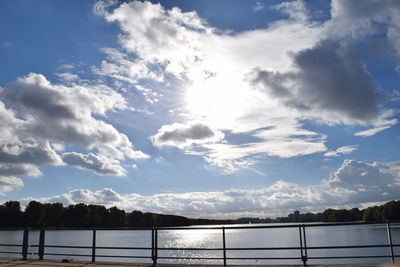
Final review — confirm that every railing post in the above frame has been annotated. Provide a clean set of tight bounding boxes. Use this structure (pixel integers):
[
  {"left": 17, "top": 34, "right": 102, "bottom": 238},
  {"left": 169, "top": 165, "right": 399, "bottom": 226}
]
[
  {"left": 298, "top": 225, "right": 304, "bottom": 265},
  {"left": 22, "top": 229, "right": 29, "bottom": 260},
  {"left": 92, "top": 229, "right": 96, "bottom": 262},
  {"left": 151, "top": 228, "right": 154, "bottom": 265},
  {"left": 302, "top": 225, "right": 308, "bottom": 266},
  {"left": 152, "top": 227, "right": 158, "bottom": 266},
  {"left": 222, "top": 227, "right": 227, "bottom": 267},
  {"left": 155, "top": 228, "right": 158, "bottom": 264},
  {"left": 386, "top": 221, "right": 395, "bottom": 263},
  {"left": 298, "top": 224, "right": 307, "bottom": 266},
  {"left": 38, "top": 229, "right": 45, "bottom": 260}
]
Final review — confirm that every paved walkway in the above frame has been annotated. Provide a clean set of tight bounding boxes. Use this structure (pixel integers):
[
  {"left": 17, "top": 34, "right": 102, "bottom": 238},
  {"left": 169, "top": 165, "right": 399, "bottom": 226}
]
[{"left": 0, "top": 258, "right": 398, "bottom": 267}]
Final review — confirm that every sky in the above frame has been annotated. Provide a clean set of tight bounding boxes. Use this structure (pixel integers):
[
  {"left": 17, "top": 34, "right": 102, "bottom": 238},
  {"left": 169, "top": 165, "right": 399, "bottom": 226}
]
[{"left": 0, "top": 0, "right": 399, "bottom": 219}]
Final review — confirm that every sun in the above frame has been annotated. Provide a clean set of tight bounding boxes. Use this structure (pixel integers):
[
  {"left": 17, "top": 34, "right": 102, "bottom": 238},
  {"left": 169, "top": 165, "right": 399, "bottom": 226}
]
[{"left": 185, "top": 76, "right": 247, "bottom": 128}]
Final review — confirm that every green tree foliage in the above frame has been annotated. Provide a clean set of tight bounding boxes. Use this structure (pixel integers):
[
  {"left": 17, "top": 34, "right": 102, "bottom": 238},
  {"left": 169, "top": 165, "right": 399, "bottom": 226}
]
[
  {"left": 24, "top": 201, "right": 45, "bottom": 227},
  {"left": 88, "top": 205, "right": 108, "bottom": 227},
  {"left": 381, "top": 200, "right": 400, "bottom": 220},
  {"left": 107, "top": 206, "right": 126, "bottom": 227},
  {"left": 363, "top": 200, "right": 400, "bottom": 221},
  {"left": 0, "top": 201, "right": 23, "bottom": 227},
  {"left": 42, "top": 203, "right": 65, "bottom": 227},
  {"left": 322, "top": 208, "right": 362, "bottom": 222}
]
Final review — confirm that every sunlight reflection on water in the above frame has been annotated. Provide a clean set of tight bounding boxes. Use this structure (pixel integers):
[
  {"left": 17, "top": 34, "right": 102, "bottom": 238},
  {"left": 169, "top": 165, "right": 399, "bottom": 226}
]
[{"left": 158, "top": 229, "right": 222, "bottom": 264}]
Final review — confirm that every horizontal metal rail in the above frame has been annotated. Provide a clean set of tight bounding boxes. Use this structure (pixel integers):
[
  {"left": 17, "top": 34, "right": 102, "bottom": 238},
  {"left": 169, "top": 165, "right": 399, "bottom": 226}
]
[
  {"left": 0, "top": 221, "right": 398, "bottom": 266},
  {"left": 308, "top": 255, "right": 400, "bottom": 259},
  {"left": 157, "top": 247, "right": 222, "bottom": 251},
  {"left": 92, "top": 246, "right": 152, "bottom": 250},
  {"left": 307, "top": 244, "right": 400, "bottom": 249},
  {"left": 31, "top": 245, "right": 91, "bottom": 249},
  {"left": 0, "top": 251, "right": 21, "bottom": 255},
  {"left": 226, "top": 257, "right": 301, "bottom": 260},
  {"left": 95, "top": 255, "right": 152, "bottom": 259},
  {"left": 35, "top": 252, "right": 91, "bottom": 257},
  {"left": 157, "top": 256, "right": 224, "bottom": 260}
]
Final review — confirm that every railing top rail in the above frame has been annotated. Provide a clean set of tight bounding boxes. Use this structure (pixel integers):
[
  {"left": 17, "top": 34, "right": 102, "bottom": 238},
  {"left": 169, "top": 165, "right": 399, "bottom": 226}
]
[{"left": 0, "top": 220, "right": 398, "bottom": 231}]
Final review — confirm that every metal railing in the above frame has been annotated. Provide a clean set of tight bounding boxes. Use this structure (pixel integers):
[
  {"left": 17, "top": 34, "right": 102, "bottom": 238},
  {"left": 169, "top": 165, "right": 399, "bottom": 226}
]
[{"left": 0, "top": 221, "right": 398, "bottom": 266}]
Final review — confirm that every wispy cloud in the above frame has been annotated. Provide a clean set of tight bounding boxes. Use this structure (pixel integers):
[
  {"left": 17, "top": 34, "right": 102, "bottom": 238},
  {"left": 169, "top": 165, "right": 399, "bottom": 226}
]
[
  {"left": 253, "top": 0, "right": 264, "bottom": 12},
  {"left": 324, "top": 145, "right": 358, "bottom": 157},
  {"left": 355, "top": 125, "right": 392, "bottom": 137},
  {"left": 355, "top": 119, "right": 397, "bottom": 137}
]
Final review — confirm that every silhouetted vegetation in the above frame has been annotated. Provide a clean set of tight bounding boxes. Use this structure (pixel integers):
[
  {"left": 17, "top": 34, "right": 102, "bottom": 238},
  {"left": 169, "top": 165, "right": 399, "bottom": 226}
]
[
  {"left": 362, "top": 200, "right": 400, "bottom": 221},
  {"left": 0, "top": 200, "right": 399, "bottom": 227}
]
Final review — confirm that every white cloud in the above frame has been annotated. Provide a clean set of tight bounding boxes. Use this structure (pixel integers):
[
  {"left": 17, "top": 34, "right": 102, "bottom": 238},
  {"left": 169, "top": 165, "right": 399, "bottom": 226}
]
[
  {"left": 329, "top": 0, "right": 400, "bottom": 60},
  {"left": 275, "top": 0, "right": 308, "bottom": 22},
  {"left": 253, "top": 0, "right": 264, "bottom": 12},
  {"left": 21, "top": 159, "right": 400, "bottom": 218},
  {"left": 62, "top": 152, "right": 126, "bottom": 176},
  {"left": 152, "top": 123, "right": 224, "bottom": 148},
  {"left": 0, "top": 176, "right": 23, "bottom": 196},
  {"left": 189, "top": 125, "right": 326, "bottom": 173},
  {"left": 324, "top": 145, "right": 358, "bottom": 157},
  {"left": 0, "top": 73, "right": 148, "bottom": 192},
  {"left": 252, "top": 39, "right": 385, "bottom": 124},
  {"left": 154, "top": 122, "right": 326, "bottom": 173},
  {"left": 355, "top": 126, "right": 391, "bottom": 137},
  {"left": 56, "top": 72, "right": 80, "bottom": 83},
  {"left": 354, "top": 118, "right": 397, "bottom": 137}
]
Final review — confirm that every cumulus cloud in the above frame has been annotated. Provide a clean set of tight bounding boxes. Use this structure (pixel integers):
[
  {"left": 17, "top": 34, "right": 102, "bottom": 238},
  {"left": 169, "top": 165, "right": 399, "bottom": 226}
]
[
  {"left": 326, "top": 159, "right": 400, "bottom": 204},
  {"left": 152, "top": 123, "right": 224, "bottom": 148},
  {"left": 329, "top": 0, "right": 400, "bottom": 61},
  {"left": 252, "top": 40, "right": 384, "bottom": 123},
  {"left": 21, "top": 159, "right": 400, "bottom": 218},
  {"left": 62, "top": 152, "right": 126, "bottom": 176},
  {"left": 324, "top": 145, "right": 358, "bottom": 157},
  {"left": 0, "top": 73, "right": 148, "bottom": 193},
  {"left": 102, "top": 0, "right": 211, "bottom": 79}
]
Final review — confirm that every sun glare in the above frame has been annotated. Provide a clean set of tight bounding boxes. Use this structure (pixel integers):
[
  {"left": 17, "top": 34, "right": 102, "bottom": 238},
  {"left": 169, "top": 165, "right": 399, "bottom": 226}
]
[{"left": 185, "top": 77, "right": 247, "bottom": 127}]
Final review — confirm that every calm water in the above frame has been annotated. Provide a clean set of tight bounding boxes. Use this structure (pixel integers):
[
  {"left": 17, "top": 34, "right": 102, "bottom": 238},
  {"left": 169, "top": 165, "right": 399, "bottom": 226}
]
[{"left": 0, "top": 223, "right": 399, "bottom": 265}]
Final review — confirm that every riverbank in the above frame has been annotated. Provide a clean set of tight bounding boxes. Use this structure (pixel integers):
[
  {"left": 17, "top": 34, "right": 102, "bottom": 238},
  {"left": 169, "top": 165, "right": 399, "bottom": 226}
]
[{"left": 0, "top": 258, "right": 396, "bottom": 267}]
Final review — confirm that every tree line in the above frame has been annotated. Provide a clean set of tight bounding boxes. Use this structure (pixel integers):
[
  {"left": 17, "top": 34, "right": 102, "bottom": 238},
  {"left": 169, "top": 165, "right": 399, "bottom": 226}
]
[
  {"left": 276, "top": 200, "right": 400, "bottom": 223},
  {"left": 0, "top": 201, "right": 232, "bottom": 228},
  {"left": 0, "top": 200, "right": 399, "bottom": 228},
  {"left": 0, "top": 201, "right": 188, "bottom": 227}
]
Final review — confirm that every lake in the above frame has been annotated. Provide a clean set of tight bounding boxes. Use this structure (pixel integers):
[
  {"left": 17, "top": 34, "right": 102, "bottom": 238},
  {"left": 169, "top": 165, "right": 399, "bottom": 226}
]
[{"left": 0, "top": 223, "right": 399, "bottom": 265}]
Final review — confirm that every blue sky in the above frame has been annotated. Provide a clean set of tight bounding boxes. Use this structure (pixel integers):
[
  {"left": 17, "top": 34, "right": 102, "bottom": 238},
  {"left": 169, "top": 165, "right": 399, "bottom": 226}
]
[{"left": 0, "top": 0, "right": 399, "bottom": 219}]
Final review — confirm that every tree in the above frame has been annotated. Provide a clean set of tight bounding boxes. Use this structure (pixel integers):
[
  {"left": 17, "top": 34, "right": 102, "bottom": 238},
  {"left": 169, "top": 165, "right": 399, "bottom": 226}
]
[
  {"left": 24, "top": 201, "right": 45, "bottom": 227},
  {"left": 380, "top": 200, "right": 400, "bottom": 220},
  {"left": 1, "top": 201, "right": 23, "bottom": 227},
  {"left": 88, "top": 205, "right": 108, "bottom": 227},
  {"left": 43, "top": 203, "right": 65, "bottom": 227},
  {"left": 64, "top": 203, "right": 91, "bottom": 227},
  {"left": 107, "top": 206, "right": 126, "bottom": 227}
]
